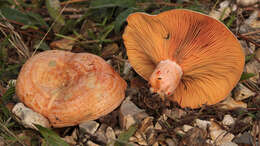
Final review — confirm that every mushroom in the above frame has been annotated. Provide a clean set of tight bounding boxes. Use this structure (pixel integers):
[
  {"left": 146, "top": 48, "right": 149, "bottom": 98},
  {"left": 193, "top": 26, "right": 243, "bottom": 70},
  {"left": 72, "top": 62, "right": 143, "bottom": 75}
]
[
  {"left": 123, "top": 9, "right": 245, "bottom": 108},
  {"left": 16, "top": 50, "right": 127, "bottom": 127}
]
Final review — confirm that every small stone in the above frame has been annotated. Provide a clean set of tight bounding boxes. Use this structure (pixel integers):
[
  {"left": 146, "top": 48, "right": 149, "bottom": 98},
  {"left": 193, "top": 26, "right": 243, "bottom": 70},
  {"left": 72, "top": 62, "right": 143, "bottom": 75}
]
[
  {"left": 217, "top": 96, "right": 247, "bottom": 110},
  {"left": 222, "top": 115, "right": 235, "bottom": 126},
  {"left": 94, "top": 124, "right": 108, "bottom": 144},
  {"left": 119, "top": 97, "right": 148, "bottom": 129},
  {"left": 12, "top": 103, "right": 50, "bottom": 130},
  {"left": 245, "top": 59, "right": 260, "bottom": 83},
  {"left": 106, "top": 127, "right": 116, "bottom": 146},
  {"left": 209, "top": 120, "right": 234, "bottom": 145},
  {"left": 123, "top": 115, "right": 136, "bottom": 130},
  {"left": 79, "top": 120, "right": 99, "bottom": 135},
  {"left": 233, "top": 132, "right": 253, "bottom": 145},
  {"left": 234, "top": 83, "right": 255, "bottom": 101},
  {"left": 166, "top": 138, "right": 177, "bottom": 146},
  {"left": 180, "top": 127, "right": 208, "bottom": 146},
  {"left": 237, "top": 0, "right": 258, "bottom": 6},
  {"left": 63, "top": 135, "right": 76, "bottom": 145},
  {"left": 220, "top": 141, "right": 238, "bottom": 146},
  {"left": 154, "top": 122, "right": 162, "bottom": 130},
  {"left": 194, "top": 119, "right": 211, "bottom": 130},
  {"left": 163, "top": 108, "right": 187, "bottom": 120},
  {"left": 182, "top": 125, "right": 193, "bottom": 132},
  {"left": 87, "top": 141, "right": 100, "bottom": 146},
  {"left": 174, "top": 127, "right": 185, "bottom": 136}
]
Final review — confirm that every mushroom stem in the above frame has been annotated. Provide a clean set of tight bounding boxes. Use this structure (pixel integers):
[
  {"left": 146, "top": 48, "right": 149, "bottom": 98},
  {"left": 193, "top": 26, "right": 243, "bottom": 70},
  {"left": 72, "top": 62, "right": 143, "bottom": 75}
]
[{"left": 149, "top": 60, "right": 182, "bottom": 99}]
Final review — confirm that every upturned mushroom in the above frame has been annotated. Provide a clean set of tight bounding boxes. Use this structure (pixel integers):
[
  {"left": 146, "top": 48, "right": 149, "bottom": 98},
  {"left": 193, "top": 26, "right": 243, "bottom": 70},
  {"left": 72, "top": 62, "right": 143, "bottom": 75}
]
[
  {"left": 16, "top": 50, "right": 126, "bottom": 127},
  {"left": 123, "top": 9, "right": 245, "bottom": 108}
]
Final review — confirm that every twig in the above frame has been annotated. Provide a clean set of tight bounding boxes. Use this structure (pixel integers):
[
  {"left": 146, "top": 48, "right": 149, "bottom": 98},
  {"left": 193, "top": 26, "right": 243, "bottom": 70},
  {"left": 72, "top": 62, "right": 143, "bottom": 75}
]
[
  {"left": 112, "top": 55, "right": 127, "bottom": 62},
  {"left": 0, "top": 122, "right": 26, "bottom": 146},
  {"left": 241, "top": 30, "right": 260, "bottom": 36},
  {"left": 33, "top": 1, "right": 70, "bottom": 56},
  {"left": 60, "top": 0, "right": 88, "bottom": 6},
  {"left": 238, "top": 34, "right": 260, "bottom": 47},
  {"left": 137, "top": 2, "right": 181, "bottom": 7},
  {"left": 0, "top": 15, "right": 30, "bottom": 59}
]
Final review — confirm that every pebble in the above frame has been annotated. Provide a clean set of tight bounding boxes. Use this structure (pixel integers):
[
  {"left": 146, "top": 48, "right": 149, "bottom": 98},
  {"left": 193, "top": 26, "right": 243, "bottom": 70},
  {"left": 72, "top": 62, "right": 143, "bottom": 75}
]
[
  {"left": 12, "top": 103, "right": 50, "bottom": 130},
  {"left": 222, "top": 115, "right": 235, "bottom": 126},
  {"left": 79, "top": 120, "right": 99, "bottom": 135},
  {"left": 119, "top": 97, "right": 148, "bottom": 129}
]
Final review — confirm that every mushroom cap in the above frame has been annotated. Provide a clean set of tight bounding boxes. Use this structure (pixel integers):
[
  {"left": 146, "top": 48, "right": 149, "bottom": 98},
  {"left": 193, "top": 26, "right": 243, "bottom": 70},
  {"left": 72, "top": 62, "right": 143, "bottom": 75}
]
[
  {"left": 16, "top": 50, "right": 126, "bottom": 127},
  {"left": 123, "top": 9, "right": 245, "bottom": 108}
]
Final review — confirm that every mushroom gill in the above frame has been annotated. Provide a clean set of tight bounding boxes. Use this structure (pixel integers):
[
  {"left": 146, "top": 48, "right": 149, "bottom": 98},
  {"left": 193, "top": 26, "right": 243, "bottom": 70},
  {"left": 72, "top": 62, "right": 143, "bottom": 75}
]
[
  {"left": 123, "top": 9, "right": 245, "bottom": 108},
  {"left": 16, "top": 50, "right": 127, "bottom": 127}
]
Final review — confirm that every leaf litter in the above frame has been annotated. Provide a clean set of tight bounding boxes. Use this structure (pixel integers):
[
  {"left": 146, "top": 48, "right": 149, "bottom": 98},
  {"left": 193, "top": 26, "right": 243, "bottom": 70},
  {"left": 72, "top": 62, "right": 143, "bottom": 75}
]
[{"left": 0, "top": 0, "right": 259, "bottom": 145}]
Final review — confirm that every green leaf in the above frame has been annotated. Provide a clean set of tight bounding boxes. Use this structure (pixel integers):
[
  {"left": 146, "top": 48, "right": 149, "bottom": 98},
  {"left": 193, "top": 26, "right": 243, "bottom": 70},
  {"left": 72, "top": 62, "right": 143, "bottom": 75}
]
[
  {"left": 226, "top": 14, "right": 236, "bottom": 28},
  {"left": 90, "top": 0, "right": 136, "bottom": 9},
  {"left": 245, "top": 54, "right": 254, "bottom": 63},
  {"left": 26, "top": 12, "right": 49, "bottom": 28},
  {"left": 0, "top": 7, "right": 31, "bottom": 25},
  {"left": 34, "top": 41, "right": 50, "bottom": 51},
  {"left": 114, "top": 7, "right": 138, "bottom": 33},
  {"left": 0, "top": 103, "right": 11, "bottom": 120},
  {"left": 45, "top": 0, "right": 65, "bottom": 25},
  {"left": 35, "top": 125, "right": 69, "bottom": 146},
  {"left": 101, "top": 24, "right": 114, "bottom": 41},
  {"left": 2, "top": 86, "right": 15, "bottom": 104},
  {"left": 115, "top": 125, "right": 137, "bottom": 146},
  {"left": 0, "top": 7, "right": 48, "bottom": 28},
  {"left": 240, "top": 72, "right": 256, "bottom": 81}
]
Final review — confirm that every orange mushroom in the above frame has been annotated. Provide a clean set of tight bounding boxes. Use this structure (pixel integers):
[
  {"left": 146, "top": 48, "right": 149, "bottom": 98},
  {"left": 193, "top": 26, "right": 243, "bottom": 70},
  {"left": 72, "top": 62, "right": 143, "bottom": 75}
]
[
  {"left": 16, "top": 50, "right": 126, "bottom": 127},
  {"left": 123, "top": 9, "right": 245, "bottom": 108}
]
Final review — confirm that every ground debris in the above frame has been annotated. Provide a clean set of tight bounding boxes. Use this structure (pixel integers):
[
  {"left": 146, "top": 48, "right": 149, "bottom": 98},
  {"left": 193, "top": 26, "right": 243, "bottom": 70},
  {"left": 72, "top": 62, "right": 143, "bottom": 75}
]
[
  {"left": 209, "top": 0, "right": 236, "bottom": 21},
  {"left": 179, "top": 127, "right": 209, "bottom": 146},
  {"left": 216, "top": 96, "right": 247, "bottom": 110},
  {"left": 79, "top": 120, "right": 99, "bottom": 135},
  {"left": 119, "top": 97, "right": 148, "bottom": 129},
  {"left": 106, "top": 126, "right": 116, "bottom": 146},
  {"left": 237, "top": 0, "right": 259, "bottom": 7},
  {"left": 222, "top": 115, "right": 235, "bottom": 127},
  {"left": 209, "top": 119, "right": 235, "bottom": 145},
  {"left": 233, "top": 132, "right": 254, "bottom": 145},
  {"left": 234, "top": 83, "right": 256, "bottom": 101},
  {"left": 86, "top": 140, "right": 100, "bottom": 146},
  {"left": 12, "top": 103, "right": 50, "bottom": 130}
]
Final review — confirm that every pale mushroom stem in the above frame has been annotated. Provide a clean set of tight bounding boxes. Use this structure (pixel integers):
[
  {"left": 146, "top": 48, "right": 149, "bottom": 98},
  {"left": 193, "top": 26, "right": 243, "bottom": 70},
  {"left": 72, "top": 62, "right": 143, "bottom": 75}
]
[{"left": 149, "top": 60, "right": 183, "bottom": 99}]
